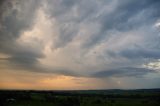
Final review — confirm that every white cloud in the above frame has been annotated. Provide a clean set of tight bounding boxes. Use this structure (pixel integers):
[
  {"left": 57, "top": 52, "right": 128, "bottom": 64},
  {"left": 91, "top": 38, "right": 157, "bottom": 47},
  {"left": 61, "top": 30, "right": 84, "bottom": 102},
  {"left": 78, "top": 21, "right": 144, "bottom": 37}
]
[{"left": 143, "top": 59, "right": 160, "bottom": 71}]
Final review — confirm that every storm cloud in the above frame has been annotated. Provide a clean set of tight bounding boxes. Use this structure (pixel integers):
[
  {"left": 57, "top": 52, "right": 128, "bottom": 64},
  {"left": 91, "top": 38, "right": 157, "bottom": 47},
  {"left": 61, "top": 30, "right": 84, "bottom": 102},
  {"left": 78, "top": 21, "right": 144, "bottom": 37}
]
[
  {"left": 92, "top": 67, "right": 155, "bottom": 78},
  {"left": 0, "top": 0, "right": 160, "bottom": 88}
]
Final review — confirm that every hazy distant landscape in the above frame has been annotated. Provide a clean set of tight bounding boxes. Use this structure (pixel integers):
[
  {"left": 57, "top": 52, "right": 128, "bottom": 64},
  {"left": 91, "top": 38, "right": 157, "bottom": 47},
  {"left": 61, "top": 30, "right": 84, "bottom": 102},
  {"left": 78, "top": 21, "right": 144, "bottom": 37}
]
[{"left": 0, "top": 89, "right": 160, "bottom": 106}]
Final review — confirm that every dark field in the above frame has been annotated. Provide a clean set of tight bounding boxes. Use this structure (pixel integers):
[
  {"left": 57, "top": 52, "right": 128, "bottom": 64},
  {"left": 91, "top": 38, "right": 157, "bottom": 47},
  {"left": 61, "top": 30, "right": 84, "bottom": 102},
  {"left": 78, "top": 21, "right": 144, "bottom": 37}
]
[{"left": 0, "top": 89, "right": 160, "bottom": 106}]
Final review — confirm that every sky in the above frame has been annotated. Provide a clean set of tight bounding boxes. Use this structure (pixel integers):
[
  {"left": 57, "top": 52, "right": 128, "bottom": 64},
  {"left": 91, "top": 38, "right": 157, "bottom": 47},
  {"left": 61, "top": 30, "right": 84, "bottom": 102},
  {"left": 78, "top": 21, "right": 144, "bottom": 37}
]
[{"left": 0, "top": 0, "right": 160, "bottom": 90}]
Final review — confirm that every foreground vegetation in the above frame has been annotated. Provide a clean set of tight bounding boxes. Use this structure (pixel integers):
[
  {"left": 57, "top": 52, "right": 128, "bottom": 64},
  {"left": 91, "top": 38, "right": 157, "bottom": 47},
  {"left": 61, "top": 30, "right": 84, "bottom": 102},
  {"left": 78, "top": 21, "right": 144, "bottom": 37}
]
[{"left": 0, "top": 89, "right": 160, "bottom": 106}]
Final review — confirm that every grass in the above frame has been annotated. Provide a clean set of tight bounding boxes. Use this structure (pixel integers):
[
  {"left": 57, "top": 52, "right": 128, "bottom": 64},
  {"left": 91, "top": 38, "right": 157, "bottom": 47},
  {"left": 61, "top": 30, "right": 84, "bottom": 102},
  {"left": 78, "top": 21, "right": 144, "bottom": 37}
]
[{"left": 0, "top": 89, "right": 160, "bottom": 106}]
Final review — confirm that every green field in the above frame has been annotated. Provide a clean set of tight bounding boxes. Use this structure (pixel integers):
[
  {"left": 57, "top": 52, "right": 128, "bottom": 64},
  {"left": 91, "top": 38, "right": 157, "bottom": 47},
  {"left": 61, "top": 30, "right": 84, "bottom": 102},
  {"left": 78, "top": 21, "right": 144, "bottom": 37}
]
[{"left": 0, "top": 89, "right": 160, "bottom": 106}]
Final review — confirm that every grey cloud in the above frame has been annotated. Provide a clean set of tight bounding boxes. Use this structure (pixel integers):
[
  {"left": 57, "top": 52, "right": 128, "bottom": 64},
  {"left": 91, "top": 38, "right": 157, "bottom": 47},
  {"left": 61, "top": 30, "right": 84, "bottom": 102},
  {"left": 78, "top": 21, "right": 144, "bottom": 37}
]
[
  {"left": 0, "top": 0, "right": 160, "bottom": 79},
  {"left": 45, "top": 0, "right": 79, "bottom": 18},
  {"left": 44, "top": 0, "right": 103, "bottom": 48},
  {"left": 83, "top": 0, "right": 160, "bottom": 48},
  {"left": 8, "top": 49, "right": 44, "bottom": 67},
  {"left": 0, "top": 0, "right": 41, "bottom": 42},
  {"left": 44, "top": 0, "right": 160, "bottom": 50},
  {"left": 119, "top": 48, "right": 160, "bottom": 59},
  {"left": 28, "top": 0, "right": 160, "bottom": 77},
  {"left": 92, "top": 67, "right": 155, "bottom": 78},
  {"left": 0, "top": 0, "right": 43, "bottom": 67}
]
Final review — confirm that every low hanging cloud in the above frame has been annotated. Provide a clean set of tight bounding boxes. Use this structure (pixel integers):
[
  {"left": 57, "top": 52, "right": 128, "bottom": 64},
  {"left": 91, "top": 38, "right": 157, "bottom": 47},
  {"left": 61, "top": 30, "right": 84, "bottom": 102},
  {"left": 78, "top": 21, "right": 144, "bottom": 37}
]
[
  {"left": 92, "top": 67, "right": 155, "bottom": 78},
  {"left": 0, "top": 0, "right": 160, "bottom": 79}
]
